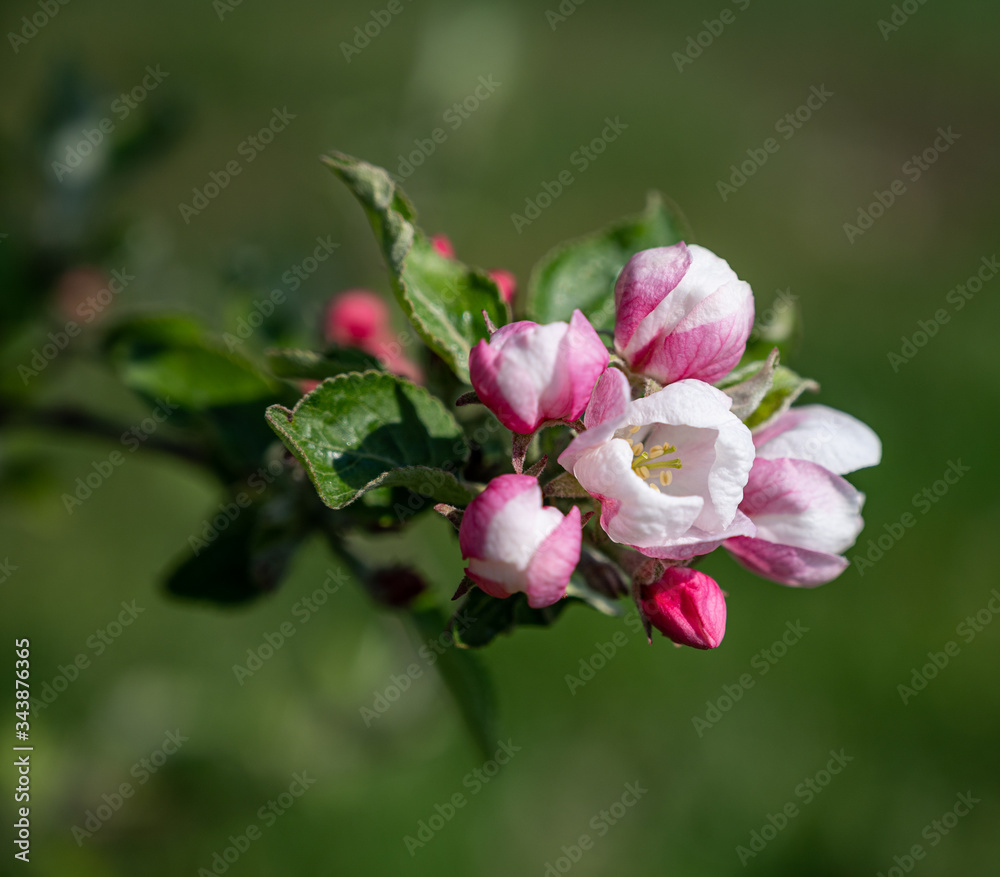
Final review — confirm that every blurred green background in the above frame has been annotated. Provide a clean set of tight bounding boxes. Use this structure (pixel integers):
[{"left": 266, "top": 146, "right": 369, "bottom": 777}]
[{"left": 2, "top": 0, "right": 999, "bottom": 874}]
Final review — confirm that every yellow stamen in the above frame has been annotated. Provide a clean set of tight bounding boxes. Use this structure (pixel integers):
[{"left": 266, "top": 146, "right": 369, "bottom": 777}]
[
  {"left": 628, "top": 425, "right": 641, "bottom": 434},
  {"left": 631, "top": 442, "right": 644, "bottom": 456},
  {"left": 659, "top": 470, "right": 673, "bottom": 487},
  {"left": 638, "top": 466, "right": 650, "bottom": 479},
  {"left": 647, "top": 444, "right": 664, "bottom": 458}
]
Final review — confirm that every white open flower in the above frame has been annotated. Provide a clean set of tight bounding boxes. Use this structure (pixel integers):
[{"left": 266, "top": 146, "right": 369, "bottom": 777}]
[{"left": 558, "top": 367, "right": 756, "bottom": 559}]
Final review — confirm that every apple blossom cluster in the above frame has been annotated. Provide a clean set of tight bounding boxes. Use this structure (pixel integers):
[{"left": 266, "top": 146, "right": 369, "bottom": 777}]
[{"left": 453, "top": 241, "right": 881, "bottom": 650}]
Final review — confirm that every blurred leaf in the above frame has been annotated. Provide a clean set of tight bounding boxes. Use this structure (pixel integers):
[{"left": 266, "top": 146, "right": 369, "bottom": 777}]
[
  {"left": 322, "top": 152, "right": 508, "bottom": 383},
  {"left": 566, "top": 574, "right": 622, "bottom": 617},
  {"left": 165, "top": 491, "right": 308, "bottom": 605},
  {"left": 745, "top": 366, "right": 820, "bottom": 430},
  {"left": 104, "top": 315, "right": 277, "bottom": 409},
  {"left": 411, "top": 608, "right": 498, "bottom": 759},
  {"left": 265, "top": 345, "right": 381, "bottom": 380},
  {"left": 265, "top": 371, "right": 472, "bottom": 510},
  {"left": 452, "top": 589, "right": 573, "bottom": 649},
  {"left": 526, "top": 192, "right": 690, "bottom": 331},
  {"left": 741, "top": 288, "right": 803, "bottom": 366}
]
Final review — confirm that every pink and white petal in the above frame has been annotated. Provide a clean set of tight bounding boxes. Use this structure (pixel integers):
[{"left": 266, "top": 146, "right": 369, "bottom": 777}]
[
  {"left": 465, "top": 562, "right": 517, "bottom": 599},
  {"left": 621, "top": 244, "right": 738, "bottom": 364},
  {"left": 742, "top": 458, "right": 864, "bottom": 555},
  {"left": 524, "top": 505, "right": 582, "bottom": 607},
  {"left": 753, "top": 405, "right": 882, "bottom": 475},
  {"left": 573, "top": 440, "right": 703, "bottom": 547},
  {"left": 459, "top": 474, "right": 539, "bottom": 559},
  {"left": 725, "top": 536, "right": 849, "bottom": 588},
  {"left": 639, "top": 509, "right": 756, "bottom": 560},
  {"left": 561, "top": 310, "right": 611, "bottom": 421},
  {"left": 614, "top": 243, "right": 692, "bottom": 353},
  {"left": 583, "top": 366, "right": 631, "bottom": 429},
  {"left": 633, "top": 284, "right": 753, "bottom": 383},
  {"left": 469, "top": 340, "right": 535, "bottom": 433}
]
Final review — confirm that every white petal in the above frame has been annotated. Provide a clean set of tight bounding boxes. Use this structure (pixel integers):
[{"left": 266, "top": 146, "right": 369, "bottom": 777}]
[
  {"left": 754, "top": 404, "right": 881, "bottom": 475},
  {"left": 572, "top": 439, "right": 703, "bottom": 547}
]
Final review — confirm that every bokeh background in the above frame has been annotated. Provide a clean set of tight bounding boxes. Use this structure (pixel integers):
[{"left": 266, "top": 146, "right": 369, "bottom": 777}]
[{"left": 2, "top": 0, "right": 999, "bottom": 874}]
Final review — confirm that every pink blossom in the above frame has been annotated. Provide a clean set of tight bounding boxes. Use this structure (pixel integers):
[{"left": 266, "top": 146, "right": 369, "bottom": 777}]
[
  {"left": 614, "top": 242, "right": 754, "bottom": 385},
  {"left": 558, "top": 367, "right": 755, "bottom": 559},
  {"left": 431, "top": 234, "right": 456, "bottom": 259},
  {"left": 324, "top": 290, "right": 423, "bottom": 383},
  {"left": 459, "top": 474, "right": 581, "bottom": 608},
  {"left": 725, "top": 405, "right": 881, "bottom": 586},
  {"left": 639, "top": 567, "right": 727, "bottom": 649},
  {"left": 469, "top": 310, "right": 608, "bottom": 434}
]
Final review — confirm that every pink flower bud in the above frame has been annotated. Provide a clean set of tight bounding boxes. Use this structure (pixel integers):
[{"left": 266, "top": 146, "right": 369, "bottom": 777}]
[
  {"left": 488, "top": 268, "right": 517, "bottom": 304},
  {"left": 325, "top": 289, "right": 390, "bottom": 346},
  {"left": 459, "top": 474, "right": 582, "bottom": 608},
  {"left": 431, "top": 234, "right": 456, "bottom": 259},
  {"left": 614, "top": 242, "right": 754, "bottom": 385},
  {"left": 639, "top": 567, "right": 727, "bottom": 649},
  {"left": 469, "top": 310, "right": 609, "bottom": 434}
]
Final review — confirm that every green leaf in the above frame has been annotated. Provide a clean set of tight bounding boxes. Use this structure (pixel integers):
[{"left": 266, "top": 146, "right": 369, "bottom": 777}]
[
  {"left": 266, "top": 345, "right": 382, "bottom": 381},
  {"left": 452, "top": 589, "right": 573, "bottom": 649},
  {"left": 411, "top": 608, "right": 498, "bottom": 760},
  {"left": 104, "top": 316, "right": 277, "bottom": 409},
  {"left": 720, "top": 347, "right": 780, "bottom": 421},
  {"left": 744, "top": 366, "right": 820, "bottom": 430},
  {"left": 526, "top": 192, "right": 691, "bottom": 331},
  {"left": 322, "top": 152, "right": 508, "bottom": 383},
  {"left": 265, "top": 371, "right": 472, "bottom": 510}
]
